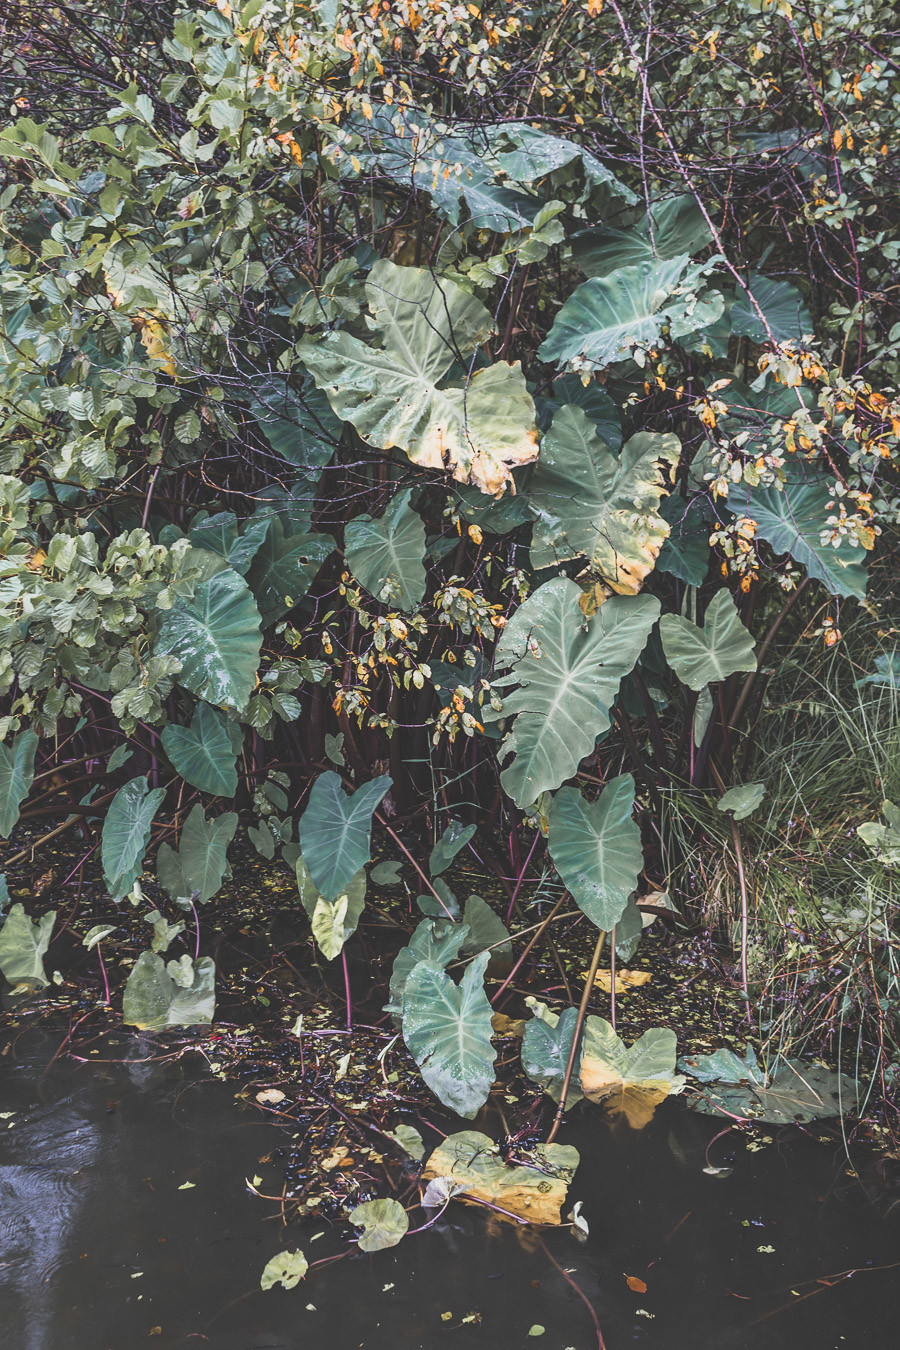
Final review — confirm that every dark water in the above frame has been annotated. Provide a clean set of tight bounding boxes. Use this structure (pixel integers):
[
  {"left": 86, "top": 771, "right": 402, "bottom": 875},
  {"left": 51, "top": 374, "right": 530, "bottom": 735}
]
[{"left": 1, "top": 1033, "right": 898, "bottom": 1350}]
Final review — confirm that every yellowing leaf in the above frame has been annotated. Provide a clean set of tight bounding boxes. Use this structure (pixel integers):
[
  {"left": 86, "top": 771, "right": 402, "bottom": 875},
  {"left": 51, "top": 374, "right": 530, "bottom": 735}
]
[{"left": 583, "top": 968, "right": 651, "bottom": 994}]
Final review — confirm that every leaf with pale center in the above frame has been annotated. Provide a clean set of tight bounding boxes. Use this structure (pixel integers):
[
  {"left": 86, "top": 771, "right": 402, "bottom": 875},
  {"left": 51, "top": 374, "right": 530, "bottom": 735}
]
[
  {"left": 401, "top": 951, "right": 496, "bottom": 1118},
  {"left": 548, "top": 775, "right": 642, "bottom": 931},
  {"left": 422, "top": 1129, "right": 580, "bottom": 1226},
  {"left": 298, "top": 771, "right": 391, "bottom": 901},
  {"left": 299, "top": 260, "right": 538, "bottom": 496},
  {"left": 122, "top": 951, "right": 216, "bottom": 1030},
  {"left": 344, "top": 487, "right": 426, "bottom": 610},
  {"left": 296, "top": 855, "right": 366, "bottom": 960},
  {"left": 487, "top": 578, "right": 659, "bottom": 806},
  {"left": 156, "top": 567, "right": 262, "bottom": 712},
  {"left": 580, "top": 1017, "right": 684, "bottom": 1126},
  {"left": 0, "top": 904, "right": 55, "bottom": 988},
  {"left": 529, "top": 407, "right": 680, "bottom": 593}
]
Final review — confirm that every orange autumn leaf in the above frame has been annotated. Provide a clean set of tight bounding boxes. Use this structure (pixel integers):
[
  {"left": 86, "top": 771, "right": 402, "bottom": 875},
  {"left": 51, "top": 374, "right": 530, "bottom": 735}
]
[{"left": 626, "top": 1275, "right": 648, "bottom": 1294}]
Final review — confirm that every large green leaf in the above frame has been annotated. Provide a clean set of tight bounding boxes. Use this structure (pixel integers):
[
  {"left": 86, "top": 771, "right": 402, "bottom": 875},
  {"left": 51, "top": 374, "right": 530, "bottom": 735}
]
[
  {"left": 429, "top": 818, "right": 477, "bottom": 876},
  {"left": 385, "top": 916, "right": 470, "bottom": 1015},
  {"left": 573, "top": 195, "right": 713, "bottom": 277},
  {"left": 299, "top": 260, "right": 538, "bottom": 496},
  {"left": 188, "top": 512, "right": 270, "bottom": 576},
  {"left": 528, "top": 406, "right": 680, "bottom": 592},
  {"left": 488, "top": 579, "right": 660, "bottom": 806},
  {"left": 659, "top": 589, "right": 757, "bottom": 691},
  {"left": 344, "top": 487, "right": 426, "bottom": 610},
  {"left": 521, "top": 999, "right": 583, "bottom": 1108},
  {"left": 250, "top": 375, "right": 341, "bottom": 470},
  {"left": 541, "top": 372, "right": 622, "bottom": 449},
  {"left": 122, "top": 951, "right": 216, "bottom": 1030},
  {"left": 160, "top": 702, "right": 241, "bottom": 797},
  {"left": 296, "top": 855, "right": 366, "bottom": 960},
  {"left": 298, "top": 770, "right": 391, "bottom": 901},
  {"left": 548, "top": 775, "right": 643, "bottom": 931},
  {"left": 731, "top": 272, "right": 812, "bottom": 344},
  {"left": 0, "top": 728, "right": 38, "bottom": 838},
  {"left": 538, "top": 256, "right": 706, "bottom": 370},
  {"left": 0, "top": 903, "right": 55, "bottom": 988},
  {"left": 459, "top": 894, "right": 512, "bottom": 961},
  {"left": 246, "top": 522, "right": 334, "bottom": 626},
  {"left": 742, "top": 477, "right": 868, "bottom": 600},
  {"left": 401, "top": 951, "right": 496, "bottom": 1117},
  {"left": 655, "top": 494, "right": 710, "bottom": 586},
  {"left": 156, "top": 804, "right": 238, "bottom": 904},
  {"left": 156, "top": 567, "right": 262, "bottom": 711},
  {"left": 102, "top": 775, "right": 166, "bottom": 900},
  {"left": 489, "top": 123, "right": 636, "bottom": 207}
]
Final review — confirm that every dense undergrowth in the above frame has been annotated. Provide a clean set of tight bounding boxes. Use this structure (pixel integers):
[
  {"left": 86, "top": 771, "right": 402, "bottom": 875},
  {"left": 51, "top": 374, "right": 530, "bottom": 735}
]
[{"left": 1, "top": 0, "right": 900, "bottom": 1206}]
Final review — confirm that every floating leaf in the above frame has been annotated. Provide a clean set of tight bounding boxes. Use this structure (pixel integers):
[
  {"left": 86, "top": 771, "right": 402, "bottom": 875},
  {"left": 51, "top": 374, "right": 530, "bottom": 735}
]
[
  {"left": 422, "top": 1130, "right": 580, "bottom": 1226},
  {"left": 580, "top": 1018, "right": 684, "bottom": 1126},
  {"left": 296, "top": 855, "right": 366, "bottom": 960},
  {"left": 387, "top": 1124, "right": 425, "bottom": 1161},
  {"left": 156, "top": 805, "right": 238, "bottom": 904},
  {"left": 548, "top": 775, "right": 642, "bottom": 932},
  {"left": 156, "top": 567, "right": 262, "bottom": 712},
  {"left": 521, "top": 999, "right": 583, "bottom": 1109},
  {"left": 349, "top": 1197, "right": 409, "bottom": 1252},
  {"left": 370, "top": 860, "right": 403, "bottom": 885},
  {"left": 717, "top": 782, "right": 766, "bottom": 821},
  {"left": 857, "top": 800, "right": 900, "bottom": 864},
  {"left": 681, "top": 1049, "right": 858, "bottom": 1124},
  {"left": 298, "top": 771, "right": 391, "bottom": 901},
  {"left": 429, "top": 818, "right": 477, "bottom": 876},
  {"left": 401, "top": 952, "right": 496, "bottom": 1118},
  {"left": 587, "top": 968, "right": 652, "bottom": 994},
  {"left": 299, "top": 261, "right": 538, "bottom": 496},
  {"left": 660, "top": 589, "right": 757, "bottom": 691},
  {"left": 487, "top": 578, "right": 659, "bottom": 806},
  {"left": 102, "top": 775, "right": 166, "bottom": 900},
  {"left": 345, "top": 487, "right": 427, "bottom": 611},
  {"left": 161, "top": 702, "right": 241, "bottom": 798},
  {"left": 528, "top": 406, "right": 680, "bottom": 593},
  {"left": 122, "top": 951, "right": 216, "bottom": 1030},
  {"left": 260, "top": 1249, "right": 308, "bottom": 1291},
  {"left": 0, "top": 903, "right": 55, "bottom": 988},
  {"left": 0, "top": 728, "right": 38, "bottom": 838},
  {"left": 82, "top": 924, "right": 115, "bottom": 951}
]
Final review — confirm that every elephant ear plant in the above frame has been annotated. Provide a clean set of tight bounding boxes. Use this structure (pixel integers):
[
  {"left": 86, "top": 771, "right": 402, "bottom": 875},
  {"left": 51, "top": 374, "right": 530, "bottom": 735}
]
[{"left": 0, "top": 0, "right": 896, "bottom": 1186}]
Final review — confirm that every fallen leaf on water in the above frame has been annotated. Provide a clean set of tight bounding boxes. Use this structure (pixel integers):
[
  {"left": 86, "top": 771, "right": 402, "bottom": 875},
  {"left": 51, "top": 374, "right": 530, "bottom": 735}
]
[
  {"left": 422, "top": 1130, "right": 579, "bottom": 1226},
  {"left": 320, "top": 1146, "right": 349, "bottom": 1171},
  {"left": 579, "top": 1017, "right": 684, "bottom": 1129},
  {"left": 177, "top": 1181, "right": 195, "bottom": 1190},
  {"left": 582, "top": 968, "right": 651, "bottom": 994},
  {"left": 491, "top": 1012, "right": 526, "bottom": 1037},
  {"left": 626, "top": 1275, "right": 648, "bottom": 1293},
  {"left": 256, "top": 1088, "right": 287, "bottom": 1105}
]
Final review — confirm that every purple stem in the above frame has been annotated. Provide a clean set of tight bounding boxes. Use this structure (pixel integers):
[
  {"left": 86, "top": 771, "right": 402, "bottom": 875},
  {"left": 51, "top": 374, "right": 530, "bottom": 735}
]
[
  {"left": 505, "top": 831, "right": 540, "bottom": 924},
  {"left": 190, "top": 900, "right": 201, "bottom": 960},
  {"left": 341, "top": 947, "right": 353, "bottom": 1030},
  {"left": 97, "top": 946, "right": 110, "bottom": 1004}
]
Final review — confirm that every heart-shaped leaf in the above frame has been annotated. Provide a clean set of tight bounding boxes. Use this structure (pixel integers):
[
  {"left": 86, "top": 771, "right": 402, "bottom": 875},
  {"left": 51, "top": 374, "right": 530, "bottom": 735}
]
[
  {"left": 156, "top": 804, "right": 238, "bottom": 904},
  {"left": 548, "top": 775, "right": 643, "bottom": 932},
  {"left": 731, "top": 272, "right": 812, "bottom": 344},
  {"left": 681, "top": 1049, "right": 857, "bottom": 1124},
  {"left": 102, "top": 775, "right": 166, "bottom": 900},
  {"left": 0, "top": 729, "right": 38, "bottom": 838},
  {"left": 459, "top": 894, "right": 512, "bottom": 961},
  {"left": 0, "top": 903, "right": 55, "bottom": 988},
  {"left": 660, "top": 589, "right": 756, "bottom": 691},
  {"left": 429, "top": 818, "right": 477, "bottom": 876},
  {"left": 573, "top": 194, "right": 713, "bottom": 277},
  {"left": 161, "top": 702, "right": 242, "bottom": 797},
  {"left": 401, "top": 951, "right": 496, "bottom": 1117},
  {"left": 487, "top": 578, "right": 659, "bottom": 806},
  {"left": 521, "top": 999, "right": 583, "bottom": 1108},
  {"left": 298, "top": 771, "right": 391, "bottom": 901},
  {"left": 156, "top": 567, "right": 262, "bottom": 712},
  {"left": 189, "top": 511, "right": 271, "bottom": 576},
  {"left": 528, "top": 405, "right": 680, "bottom": 593},
  {"left": 247, "top": 521, "right": 334, "bottom": 626},
  {"left": 344, "top": 487, "right": 427, "bottom": 611},
  {"left": 385, "top": 917, "right": 470, "bottom": 1016},
  {"left": 580, "top": 1017, "right": 684, "bottom": 1124},
  {"left": 740, "top": 475, "right": 868, "bottom": 600},
  {"left": 349, "top": 1197, "right": 409, "bottom": 1252},
  {"left": 122, "top": 951, "right": 216, "bottom": 1030},
  {"left": 717, "top": 782, "right": 766, "bottom": 821}
]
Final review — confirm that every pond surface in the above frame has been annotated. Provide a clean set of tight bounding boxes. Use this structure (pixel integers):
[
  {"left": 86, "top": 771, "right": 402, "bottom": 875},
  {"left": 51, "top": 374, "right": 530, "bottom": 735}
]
[{"left": 1, "top": 1031, "right": 898, "bottom": 1350}]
